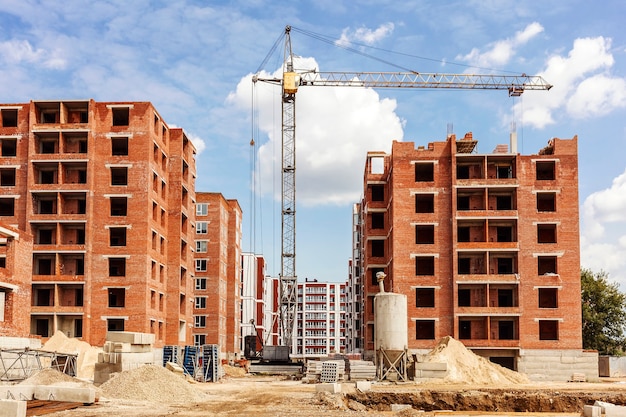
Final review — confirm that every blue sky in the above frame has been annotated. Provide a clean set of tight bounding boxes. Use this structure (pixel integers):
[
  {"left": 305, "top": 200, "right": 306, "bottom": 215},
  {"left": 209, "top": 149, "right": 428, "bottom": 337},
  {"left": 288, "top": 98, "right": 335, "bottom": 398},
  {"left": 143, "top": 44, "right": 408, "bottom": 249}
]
[{"left": 1, "top": 1, "right": 625, "bottom": 286}]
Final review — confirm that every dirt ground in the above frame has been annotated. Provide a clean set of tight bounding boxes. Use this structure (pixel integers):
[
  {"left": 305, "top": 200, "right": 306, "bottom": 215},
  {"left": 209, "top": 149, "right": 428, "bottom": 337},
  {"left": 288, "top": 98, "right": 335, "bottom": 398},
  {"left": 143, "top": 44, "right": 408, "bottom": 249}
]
[{"left": 38, "top": 374, "right": 626, "bottom": 417}]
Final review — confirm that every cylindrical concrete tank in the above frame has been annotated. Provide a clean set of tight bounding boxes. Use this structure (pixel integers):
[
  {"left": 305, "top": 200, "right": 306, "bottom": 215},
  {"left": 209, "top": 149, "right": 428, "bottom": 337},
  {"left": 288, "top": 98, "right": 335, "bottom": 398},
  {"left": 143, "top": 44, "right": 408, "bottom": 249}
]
[{"left": 374, "top": 291, "right": 408, "bottom": 353}]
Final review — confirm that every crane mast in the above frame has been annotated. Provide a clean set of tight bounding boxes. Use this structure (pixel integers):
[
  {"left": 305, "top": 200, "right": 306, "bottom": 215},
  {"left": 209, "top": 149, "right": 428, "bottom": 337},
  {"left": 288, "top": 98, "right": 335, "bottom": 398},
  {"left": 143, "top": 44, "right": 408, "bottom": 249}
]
[
  {"left": 253, "top": 25, "right": 552, "bottom": 352},
  {"left": 279, "top": 27, "right": 298, "bottom": 348}
]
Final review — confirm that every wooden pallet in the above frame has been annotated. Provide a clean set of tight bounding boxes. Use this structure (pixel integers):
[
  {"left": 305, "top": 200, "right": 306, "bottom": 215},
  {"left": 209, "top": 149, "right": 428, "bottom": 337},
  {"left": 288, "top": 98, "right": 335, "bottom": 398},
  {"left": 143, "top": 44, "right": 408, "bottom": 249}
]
[{"left": 26, "top": 400, "right": 86, "bottom": 416}]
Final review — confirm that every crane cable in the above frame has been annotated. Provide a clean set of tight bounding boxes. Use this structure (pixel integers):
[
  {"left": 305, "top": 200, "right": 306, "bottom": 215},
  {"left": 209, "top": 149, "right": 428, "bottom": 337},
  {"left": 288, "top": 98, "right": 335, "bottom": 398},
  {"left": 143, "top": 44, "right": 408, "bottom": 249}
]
[{"left": 289, "top": 25, "right": 524, "bottom": 75}]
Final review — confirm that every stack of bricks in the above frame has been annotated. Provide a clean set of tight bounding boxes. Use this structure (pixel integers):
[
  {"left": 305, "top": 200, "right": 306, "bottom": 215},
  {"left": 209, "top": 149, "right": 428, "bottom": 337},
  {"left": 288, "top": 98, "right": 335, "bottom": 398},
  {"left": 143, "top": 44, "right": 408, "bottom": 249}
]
[{"left": 94, "top": 331, "right": 157, "bottom": 384}]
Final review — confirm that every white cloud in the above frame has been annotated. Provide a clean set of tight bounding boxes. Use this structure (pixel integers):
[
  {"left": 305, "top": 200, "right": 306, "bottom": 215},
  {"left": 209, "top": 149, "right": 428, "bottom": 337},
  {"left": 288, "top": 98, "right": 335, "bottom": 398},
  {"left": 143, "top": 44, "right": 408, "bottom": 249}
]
[
  {"left": 567, "top": 74, "right": 626, "bottom": 118},
  {"left": 336, "top": 23, "right": 395, "bottom": 47},
  {"left": 457, "top": 22, "right": 543, "bottom": 68},
  {"left": 229, "top": 57, "right": 404, "bottom": 207},
  {"left": 0, "top": 39, "right": 66, "bottom": 69},
  {"left": 511, "top": 36, "right": 626, "bottom": 129},
  {"left": 581, "top": 168, "right": 626, "bottom": 287}
]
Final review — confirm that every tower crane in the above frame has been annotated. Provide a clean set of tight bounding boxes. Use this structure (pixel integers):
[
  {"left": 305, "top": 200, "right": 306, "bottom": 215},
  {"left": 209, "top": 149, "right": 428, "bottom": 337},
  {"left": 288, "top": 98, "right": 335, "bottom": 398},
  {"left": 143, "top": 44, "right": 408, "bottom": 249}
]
[{"left": 252, "top": 25, "right": 552, "bottom": 353}]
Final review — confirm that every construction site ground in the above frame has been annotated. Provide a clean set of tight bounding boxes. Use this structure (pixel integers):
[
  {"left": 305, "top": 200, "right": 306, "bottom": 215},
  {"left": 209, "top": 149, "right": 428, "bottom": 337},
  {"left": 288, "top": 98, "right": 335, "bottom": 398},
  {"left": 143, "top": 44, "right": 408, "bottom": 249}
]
[{"left": 35, "top": 373, "right": 626, "bottom": 417}]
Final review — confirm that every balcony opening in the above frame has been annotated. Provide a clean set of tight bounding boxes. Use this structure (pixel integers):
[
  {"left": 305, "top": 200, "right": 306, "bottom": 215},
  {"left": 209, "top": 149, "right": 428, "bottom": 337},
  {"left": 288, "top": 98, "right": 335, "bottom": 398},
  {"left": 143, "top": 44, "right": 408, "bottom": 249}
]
[
  {"left": 111, "top": 167, "right": 128, "bottom": 186},
  {"left": 415, "top": 163, "right": 434, "bottom": 182},
  {"left": 415, "top": 194, "right": 434, "bottom": 213},
  {"left": 370, "top": 240, "right": 385, "bottom": 258},
  {"left": 110, "top": 197, "right": 127, "bottom": 216},
  {"left": 537, "top": 224, "right": 557, "bottom": 243},
  {"left": 456, "top": 165, "right": 470, "bottom": 179},
  {"left": 416, "top": 256, "right": 435, "bottom": 276},
  {"left": 35, "top": 319, "right": 50, "bottom": 337},
  {"left": 497, "top": 258, "right": 514, "bottom": 274},
  {"left": 1, "top": 109, "right": 18, "bottom": 127},
  {"left": 107, "top": 318, "right": 125, "bottom": 331},
  {"left": 108, "top": 288, "right": 126, "bottom": 307},
  {"left": 416, "top": 224, "right": 435, "bottom": 244},
  {"left": 496, "top": 226, "right": 513, "bottom": 242},
  {"left": 459, "top": 320, "right": 471, "bottom": 339},
  {"left": 33, "top": 287, "right": 53, "bottom": 306},
  {"left": 40, "top": 170, "right": 56, "bottom": 184},
  {"left": 371, "top": 212, "right": 384, "bottom": 229},
  {"left": 457, "top": 196, "right": 470, "bottom": 211},
  {"left": 0, "top": 169, "right": 16, "bottom": 186},
  {"left": 58, "top": 285, "right": 84, "bottom": 307},
  {"left": 457, "top": 226, "right": 470, "bottom": 242},
  {"left": 108, "top": 258, "right": 126, "bottom": 277},
  {"left": 370, "top": 268, "right": 384, "bottom": 286},
  {"left": 37, "top": 228, "right": 54, "bottom": 244},
  {"left": 538, "top": 256, "right": 558, "bottom": 275},
  {"left": 537, "top": 192, "right": 556, "bottom": 212},
  {"left": 496, "top": 195, "right": 512, "bottom": 210},
  {"left": 538, "top": 288, "right": 558, "bottom": 308},
  {"left": 370, "top": 184, "right": 384, "bottom": 202},
  {"left": 112, "top": 107, "right": 129, "bottom": 126},
  {"left": 34, "top": 258, "right": 53, "bottom": 275},
  {"left": 536, "top": 161, "right": 555, "bottom": 180},
  {"left": 497, "top": 165, "right": 512, "bottom": 179},
  {"left": 498, "top": 289, "right": 514, "bottom": 307},
  {"left": 111, "top": 137, "right": 129, "bottom": 156},
  {"left": 498, "top": 320, "right": 515, "bottom": 340},
  {"left": 415, "top": 320, "right": 435, "bottom": 340},
  {"left": 1, "top": 139, "right": 16, "bottom": 156},
  {"left": 539, "top": 320, "right": 559, "bottom": 340},
  {"left": 416, "top": 288, "right": 435, "bottom": 307},
  {"left": 458, "top": 258, "right": 471, "bottom": 274},
  {"left": 109, "top": 227, "right": 127, "bottom": 246}
]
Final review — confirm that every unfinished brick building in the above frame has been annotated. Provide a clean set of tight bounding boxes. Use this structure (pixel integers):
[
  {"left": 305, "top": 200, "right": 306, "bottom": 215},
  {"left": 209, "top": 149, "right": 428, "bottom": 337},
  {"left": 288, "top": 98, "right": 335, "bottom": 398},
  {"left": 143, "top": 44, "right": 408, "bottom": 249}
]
[
  {"left": 192, "top": 192, "right": 242, "bottom": 355},
  {"left": 358, "top": 132, "right": 596, "bottom": 379},
  {"left": 0, "top": 100, "right": 196, "bottom": 347},
  {"left": 0, "top": 225, "right": 33, "bottom": 337}
]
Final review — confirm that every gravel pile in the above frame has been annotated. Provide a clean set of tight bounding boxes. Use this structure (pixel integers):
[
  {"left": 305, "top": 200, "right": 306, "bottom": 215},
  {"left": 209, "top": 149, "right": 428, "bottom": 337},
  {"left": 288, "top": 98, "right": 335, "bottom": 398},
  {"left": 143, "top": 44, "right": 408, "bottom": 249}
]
[{"left": 99, "top": 364, "right": 208, "bottom": 402}]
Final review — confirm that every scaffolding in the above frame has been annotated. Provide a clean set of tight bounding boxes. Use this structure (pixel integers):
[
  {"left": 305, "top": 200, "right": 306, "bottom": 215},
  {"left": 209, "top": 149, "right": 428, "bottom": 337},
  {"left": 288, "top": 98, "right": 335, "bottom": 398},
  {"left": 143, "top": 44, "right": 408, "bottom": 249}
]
[{"left": 0, "top": 348, "right": 77, "bottom": 381}]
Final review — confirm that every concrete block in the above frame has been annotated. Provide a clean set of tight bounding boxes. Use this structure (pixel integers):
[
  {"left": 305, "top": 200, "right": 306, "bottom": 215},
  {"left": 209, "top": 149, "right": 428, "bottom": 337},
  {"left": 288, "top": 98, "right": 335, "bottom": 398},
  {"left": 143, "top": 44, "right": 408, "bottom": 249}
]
[
  {"left": 94, "top": 361, "right": 122, "bottom": 385},
  {"left": 34, "top": 386, "right": 96, "bottom": 403},
  {"left": 118, "top": 351, "right": 155, "bottom": 364},
  {"left": 315, "top": 383, "right": 341, "bottom": 393},
  {"left": 0, "top": 399, "right": 26, "bottom": 417},
  {"left": 355, "top": 381, "right": 371, "bottom": 392},
  {"left": 0, "top": 385, "right": 34, "bottom": 400},
  {"left": 166, "top": 361, "right": 185, "bottom": 374},
  {"left": 391, "top": 404, "right": 412, "bottom": 412},
  {"left": 415, "top": 369, "right": 447, "bottom": 378},
  {"left": 0, "top": 337, "right": 41, "bottom": 350},
  {"left": 415, "top": 362, "right": 447, "bottom": 371},
  {"left": 140, "top": 333, "right": 155, "bottom": 345},
  {"left": 594, "top": 401, "right": 626, "bottom": 417},
  {"left": 106, "top": 331, "right": 141, "bottom": 344},
  {"left": 583, "top": 405, "right": 601, "bottom": 417}
]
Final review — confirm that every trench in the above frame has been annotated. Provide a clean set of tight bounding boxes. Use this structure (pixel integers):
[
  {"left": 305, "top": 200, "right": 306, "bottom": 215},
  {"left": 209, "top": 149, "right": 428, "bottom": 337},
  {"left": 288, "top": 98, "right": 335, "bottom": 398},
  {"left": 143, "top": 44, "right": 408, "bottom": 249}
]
[{"left": 345, "top": 389, "right": 626, "bottom": 413}]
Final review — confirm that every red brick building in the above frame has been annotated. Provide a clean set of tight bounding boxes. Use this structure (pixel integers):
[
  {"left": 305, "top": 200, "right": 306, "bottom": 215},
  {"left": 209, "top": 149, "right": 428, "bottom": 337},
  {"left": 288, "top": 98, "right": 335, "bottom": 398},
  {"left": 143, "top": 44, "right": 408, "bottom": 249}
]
[
  {"left": 192, "top": 192, "right": 242, "bottom": 355},
  {"left": 0, "top": 225, "right": 32, "bottom": 337},
  {"left": 359, "top": 133, "right": 595, "bottom": 378},
  {"left": 0, "top": 100, "right": 196, "bottom": 347}
]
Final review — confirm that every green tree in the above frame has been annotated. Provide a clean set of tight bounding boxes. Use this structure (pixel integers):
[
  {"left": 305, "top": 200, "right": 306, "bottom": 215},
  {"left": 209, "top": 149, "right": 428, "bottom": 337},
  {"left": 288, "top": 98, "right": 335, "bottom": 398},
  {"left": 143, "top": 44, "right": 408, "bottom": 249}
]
[{"left": 581, "top": 268, "right": 626, "bottom": 355}]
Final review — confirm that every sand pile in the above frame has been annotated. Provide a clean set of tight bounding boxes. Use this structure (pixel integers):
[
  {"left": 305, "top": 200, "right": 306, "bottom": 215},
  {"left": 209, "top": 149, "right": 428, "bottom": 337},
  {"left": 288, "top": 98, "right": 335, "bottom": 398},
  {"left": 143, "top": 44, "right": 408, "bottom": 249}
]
[
  {"left": 99, "top": 364, "right": 207, "bottom": 402},
  {"left": 422, "top": 336, "right": 529, "bottom": 385},
  {"left": 19, "top": 368, "right": 95, "bottom": 389},
  {"left": 42, "top": 330, "right": 102, "bottom": 379}
]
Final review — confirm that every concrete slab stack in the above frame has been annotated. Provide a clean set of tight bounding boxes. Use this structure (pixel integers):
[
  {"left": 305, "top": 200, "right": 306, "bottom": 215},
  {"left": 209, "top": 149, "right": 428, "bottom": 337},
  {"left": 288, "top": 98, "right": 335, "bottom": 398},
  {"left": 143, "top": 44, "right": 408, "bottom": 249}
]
[
  {"left": 94, "top": 331, "right": 156, "bottom": 384},
  {"left": 348, "top": 360, "right": 376, "bottom": 381}
]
